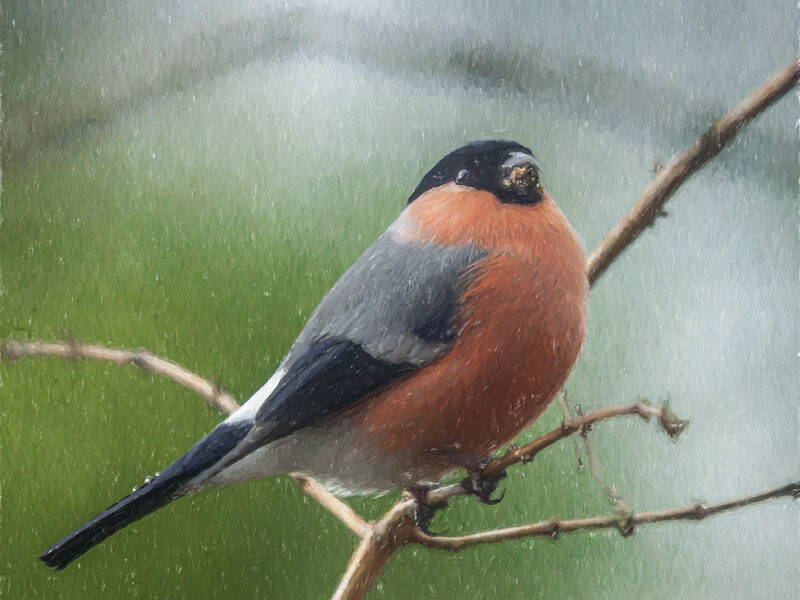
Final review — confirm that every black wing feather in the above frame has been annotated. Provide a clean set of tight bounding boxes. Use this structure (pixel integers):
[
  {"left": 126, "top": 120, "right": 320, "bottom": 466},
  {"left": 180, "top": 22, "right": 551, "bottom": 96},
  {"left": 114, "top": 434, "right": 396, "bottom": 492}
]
[{"left": 256, "top": 336, "right": 415, "bottom": 441}]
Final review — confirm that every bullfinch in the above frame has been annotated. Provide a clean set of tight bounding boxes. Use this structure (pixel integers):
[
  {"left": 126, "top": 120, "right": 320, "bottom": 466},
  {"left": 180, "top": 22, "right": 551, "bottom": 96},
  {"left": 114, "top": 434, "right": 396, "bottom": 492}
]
[{"left": 40, "top": 139, "right": 587, "bottom": 570}]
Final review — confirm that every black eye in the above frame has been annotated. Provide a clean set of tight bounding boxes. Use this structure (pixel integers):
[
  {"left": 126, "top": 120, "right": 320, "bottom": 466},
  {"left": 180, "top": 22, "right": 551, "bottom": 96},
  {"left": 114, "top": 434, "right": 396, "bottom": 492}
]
[{"left": 456, "top": 169, "right": 470, "bottom": 184}]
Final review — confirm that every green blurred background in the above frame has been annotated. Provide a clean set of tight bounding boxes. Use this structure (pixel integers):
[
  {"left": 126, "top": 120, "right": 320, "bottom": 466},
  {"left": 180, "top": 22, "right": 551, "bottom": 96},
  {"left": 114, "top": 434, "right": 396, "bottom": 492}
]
[{"left": 1, "top": 1, "right": 797, "bottom": 598}]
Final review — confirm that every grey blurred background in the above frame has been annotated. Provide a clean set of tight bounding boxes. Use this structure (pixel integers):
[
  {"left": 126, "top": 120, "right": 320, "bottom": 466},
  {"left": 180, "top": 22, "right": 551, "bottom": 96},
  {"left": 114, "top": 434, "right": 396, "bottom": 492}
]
[{"left": 1, "top": 1, "right": 798, "bottom": 598}]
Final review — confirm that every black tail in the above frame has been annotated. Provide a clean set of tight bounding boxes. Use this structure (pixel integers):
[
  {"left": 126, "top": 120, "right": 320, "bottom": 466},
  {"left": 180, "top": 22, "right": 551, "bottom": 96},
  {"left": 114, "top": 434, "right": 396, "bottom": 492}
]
[
  {"left": 39, "top": 473, "right": 183, "bottom": 570},
  {"left": 40, "top": 419, "right": 252, "bottom": 570}
]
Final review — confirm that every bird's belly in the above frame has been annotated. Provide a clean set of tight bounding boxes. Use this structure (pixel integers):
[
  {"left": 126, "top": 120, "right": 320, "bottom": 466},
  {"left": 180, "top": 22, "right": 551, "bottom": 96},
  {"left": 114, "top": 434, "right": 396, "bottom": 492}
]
[{"left": 200, "top": 420, "right": 453, "bottom": 495}]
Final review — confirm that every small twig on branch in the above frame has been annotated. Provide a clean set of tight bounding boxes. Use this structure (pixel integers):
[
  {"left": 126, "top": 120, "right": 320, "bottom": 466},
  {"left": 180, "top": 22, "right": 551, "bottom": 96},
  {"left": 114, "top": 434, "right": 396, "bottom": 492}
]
[
  {"left": 0, "top": 338, "right": 240, "bottom": 415},
  {"left": 586, "top": 58, "right": 800, "bottom": 286},
  {"left": 422, "top": 399, "right": 684, "bottom": 506},
  {"left": 557, "top": 395, "right": 620, "bottom": 503},
  {"left": 290, "top": 473, "right": 371, "bottom": 538},
  {"left": 557, "top": 393, "right": 585, "bottom": 470},
  {"left": 578, "top": 409, "right": 620, "bottom": 504},
  {"left": 413, "top": 481, "right": 800, "bottom": 551},
  {"left": 483, "top": 401, "right": 679, "bottom": 477}
]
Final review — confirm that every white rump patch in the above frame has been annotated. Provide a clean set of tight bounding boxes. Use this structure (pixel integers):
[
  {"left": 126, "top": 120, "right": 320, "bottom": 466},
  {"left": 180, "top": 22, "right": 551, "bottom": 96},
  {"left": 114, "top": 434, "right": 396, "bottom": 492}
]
[{"left": 226, "top": 367, "right": 286, "bottom": 423}]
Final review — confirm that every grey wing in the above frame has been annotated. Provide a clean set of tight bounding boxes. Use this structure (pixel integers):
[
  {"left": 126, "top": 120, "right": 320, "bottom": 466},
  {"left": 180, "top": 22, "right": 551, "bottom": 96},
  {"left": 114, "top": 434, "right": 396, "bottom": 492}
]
[{"left": 285, "top": 228, "right": 484, "bottom": 368}]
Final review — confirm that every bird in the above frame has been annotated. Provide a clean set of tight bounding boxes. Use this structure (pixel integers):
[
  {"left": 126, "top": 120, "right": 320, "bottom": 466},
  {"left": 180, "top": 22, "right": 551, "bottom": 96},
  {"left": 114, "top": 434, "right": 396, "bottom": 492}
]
[{"left": 40, "top": 139, "right": 587, "bottom": 570}]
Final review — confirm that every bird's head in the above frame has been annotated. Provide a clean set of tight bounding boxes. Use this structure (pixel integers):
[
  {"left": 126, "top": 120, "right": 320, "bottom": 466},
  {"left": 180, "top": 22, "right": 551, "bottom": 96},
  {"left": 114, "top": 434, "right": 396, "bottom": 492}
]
[
  {"left": 407, "top": 140, "right": 543, "bottom": 206},
  {"left": 400, "top": 139, "right": 583, "bottom": 267}
]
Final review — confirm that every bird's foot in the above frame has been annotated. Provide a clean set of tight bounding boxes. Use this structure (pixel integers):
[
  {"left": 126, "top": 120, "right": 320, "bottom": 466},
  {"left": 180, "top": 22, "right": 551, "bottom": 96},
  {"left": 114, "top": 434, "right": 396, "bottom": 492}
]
[
  {"left": 426, "top": 447, "right": 508, "bottom": 505},
  {"left": 407, "top": 485, "right": 448, "bottom": 535},
  {"left": 460, "top": 457, "right": 507, "bottom": 505}
]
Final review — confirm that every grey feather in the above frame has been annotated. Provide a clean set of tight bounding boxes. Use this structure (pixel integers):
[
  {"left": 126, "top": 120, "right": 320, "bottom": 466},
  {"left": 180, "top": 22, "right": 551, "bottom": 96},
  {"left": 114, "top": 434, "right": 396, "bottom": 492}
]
[{"left": 283, "top": 228, "right": 485, "bottom": 369}]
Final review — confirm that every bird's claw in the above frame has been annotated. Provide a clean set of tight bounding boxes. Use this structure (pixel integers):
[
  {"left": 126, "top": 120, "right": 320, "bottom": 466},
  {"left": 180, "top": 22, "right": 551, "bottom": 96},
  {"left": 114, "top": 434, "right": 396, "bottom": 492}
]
[
  {"left": 461, "top": 464, "right": 507, "bottom": 505},
  {"left": 408, "top": 485, "right": 448, "bottom": 535},
  {"left": 415, "top": 502, "right": 449, "bottom": 535}
]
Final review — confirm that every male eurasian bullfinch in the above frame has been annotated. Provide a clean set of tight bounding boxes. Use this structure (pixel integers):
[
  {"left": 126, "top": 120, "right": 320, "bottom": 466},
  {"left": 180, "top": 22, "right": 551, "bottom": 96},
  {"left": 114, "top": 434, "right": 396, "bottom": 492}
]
[{"left": 40, "top": 139, "right": 587, "bottom": 570}]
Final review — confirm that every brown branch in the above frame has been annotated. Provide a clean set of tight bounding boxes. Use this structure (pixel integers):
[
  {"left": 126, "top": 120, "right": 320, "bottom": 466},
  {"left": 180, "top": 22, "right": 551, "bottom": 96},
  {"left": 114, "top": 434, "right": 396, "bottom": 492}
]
[
  {"left": 413, "top": 481, "right": 800, "bottom": 551},
  {"left": 331, "top": 500, "right": 415, "bottom": 600},
  {"left": 426, "top": 399, "right": 685, "bottom": 506},
  {"left": 586, "top": 58, "right": 800, "bottom": 286},
  {"left": 290, "top": 473, "right": 372, "bottom": 538},
  {"left": 0, "top": 338, "right": 240, "bottom": 415}
]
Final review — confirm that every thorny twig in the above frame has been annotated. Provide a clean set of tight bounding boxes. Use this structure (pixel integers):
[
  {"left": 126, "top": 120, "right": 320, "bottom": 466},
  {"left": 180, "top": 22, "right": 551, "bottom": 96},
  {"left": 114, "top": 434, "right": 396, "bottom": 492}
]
[{"left": 412, "top": 482, "right": 800, "bottom": 551}]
